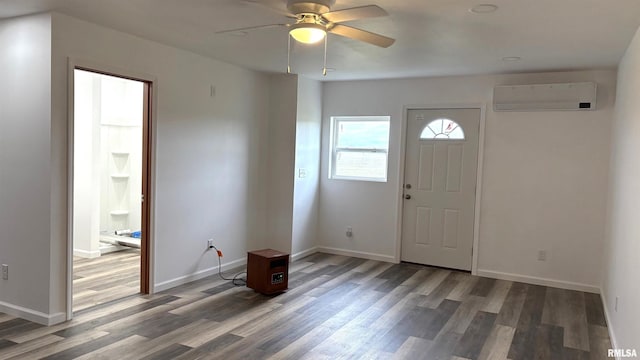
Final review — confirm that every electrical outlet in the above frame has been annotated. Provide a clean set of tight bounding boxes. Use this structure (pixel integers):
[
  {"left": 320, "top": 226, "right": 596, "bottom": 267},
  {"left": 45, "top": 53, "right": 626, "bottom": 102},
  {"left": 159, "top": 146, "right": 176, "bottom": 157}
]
[
  {"left": 615, "top": 296, "right": 619, "bottom": 312},
  {"left": 537, "top": 250, "right": 547, "bottom": 261},
  {"left": 207, "top": 239, "right": 214, "bottom": 250},
  {"left": 346, "top": 226, "right": 353, "bottom": 238},
  {"left": 1, "top": 264, "right": 7, "bottom": 280}
]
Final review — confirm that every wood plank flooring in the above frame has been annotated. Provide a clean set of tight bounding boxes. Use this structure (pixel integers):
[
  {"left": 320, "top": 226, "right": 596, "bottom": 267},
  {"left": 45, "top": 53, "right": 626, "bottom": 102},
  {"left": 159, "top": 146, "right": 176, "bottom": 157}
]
[
  {"left": 73, "top": 249, "right": 140, "bottom": 312},
  {"left": 1, "top": 253, "right": 611, "bottom": 359}
]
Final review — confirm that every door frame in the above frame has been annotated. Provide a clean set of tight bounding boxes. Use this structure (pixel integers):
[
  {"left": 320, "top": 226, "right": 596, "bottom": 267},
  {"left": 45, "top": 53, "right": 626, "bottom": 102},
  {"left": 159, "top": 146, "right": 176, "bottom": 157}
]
[
  {"left": 395, "top": 104, "right": 486, "bottom": 275},
  {"left": 66, "top": 57, "right": 157, "bottom": 320}
]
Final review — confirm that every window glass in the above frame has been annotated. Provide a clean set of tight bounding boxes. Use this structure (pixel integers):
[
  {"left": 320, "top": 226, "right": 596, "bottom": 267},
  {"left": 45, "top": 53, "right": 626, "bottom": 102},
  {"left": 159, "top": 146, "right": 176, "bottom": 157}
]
[
  {"left": 420, "top": 119, "right": 465, "bottom": 140},
  {"left": 336, "top": 121, "right": 390, "bottom": 149},
  {"left": 335, "top": 151, "right": 388, "bottom": 179},
  {"left": 330, "top": 116, "right": 391, "bottom": 182}
]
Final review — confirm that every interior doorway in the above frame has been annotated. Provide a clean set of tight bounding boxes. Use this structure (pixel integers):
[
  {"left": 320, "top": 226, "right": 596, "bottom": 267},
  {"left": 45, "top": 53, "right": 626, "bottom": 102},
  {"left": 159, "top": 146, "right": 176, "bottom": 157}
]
[
  {"left": 71, "top": 68, "right": 151, "bottom": 313},
  {"left": 401, "top": 108, "right": 480, "bottom": 271}
]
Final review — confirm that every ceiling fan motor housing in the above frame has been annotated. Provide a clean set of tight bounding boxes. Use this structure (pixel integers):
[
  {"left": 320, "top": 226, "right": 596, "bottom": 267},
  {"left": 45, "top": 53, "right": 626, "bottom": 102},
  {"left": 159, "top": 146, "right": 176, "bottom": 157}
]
[{"left": 287, "top": 0, "right": 335, "bottom": 15}]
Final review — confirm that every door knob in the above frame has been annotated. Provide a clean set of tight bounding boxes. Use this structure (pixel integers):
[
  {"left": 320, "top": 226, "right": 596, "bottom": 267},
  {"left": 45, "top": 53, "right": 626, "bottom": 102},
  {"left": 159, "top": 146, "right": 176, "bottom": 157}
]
[{"left": 404, "top": 194, "right": 411, "bottom": 200}]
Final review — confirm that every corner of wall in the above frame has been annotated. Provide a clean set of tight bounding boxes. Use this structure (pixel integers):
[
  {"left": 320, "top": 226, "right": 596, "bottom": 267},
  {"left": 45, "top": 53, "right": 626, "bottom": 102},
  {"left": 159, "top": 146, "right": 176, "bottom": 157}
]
[
  {"left": 0, "top": 11, "right": 63, "bottom": 322},
  {"left": 599, "top": 24, "right": 640, "bottom": 354},
  {"left": 291, "top": 77, "right": 323, "bottom": 256}
]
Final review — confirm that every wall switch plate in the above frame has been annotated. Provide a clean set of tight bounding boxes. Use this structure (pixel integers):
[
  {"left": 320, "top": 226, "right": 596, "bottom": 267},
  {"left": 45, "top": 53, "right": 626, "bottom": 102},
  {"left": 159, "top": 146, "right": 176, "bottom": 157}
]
[{"left": 1, "top": 264, "right": 7, "bottom": 280}]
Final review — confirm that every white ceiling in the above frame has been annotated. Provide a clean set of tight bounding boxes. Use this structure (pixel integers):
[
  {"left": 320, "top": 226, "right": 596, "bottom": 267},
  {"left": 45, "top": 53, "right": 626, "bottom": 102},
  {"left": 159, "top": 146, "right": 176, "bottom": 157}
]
[{"left": 2, "top": 0, "right": 640, "bottom": 81}]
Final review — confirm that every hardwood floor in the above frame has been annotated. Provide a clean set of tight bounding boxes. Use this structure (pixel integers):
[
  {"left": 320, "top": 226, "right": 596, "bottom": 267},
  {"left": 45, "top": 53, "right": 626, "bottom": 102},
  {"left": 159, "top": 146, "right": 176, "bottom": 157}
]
[
  {"left": 73, "top": 249, "right": 140, "bottom": 312},
  {"left": 0, "top": 253, "right": 611, "bottom": 359}
]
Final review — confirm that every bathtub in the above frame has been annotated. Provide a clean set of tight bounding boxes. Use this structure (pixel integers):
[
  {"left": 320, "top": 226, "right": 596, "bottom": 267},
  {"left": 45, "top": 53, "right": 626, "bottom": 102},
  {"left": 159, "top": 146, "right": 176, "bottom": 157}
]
[{"left": 100, "top": 234, "right": 141, "bottom": 253}]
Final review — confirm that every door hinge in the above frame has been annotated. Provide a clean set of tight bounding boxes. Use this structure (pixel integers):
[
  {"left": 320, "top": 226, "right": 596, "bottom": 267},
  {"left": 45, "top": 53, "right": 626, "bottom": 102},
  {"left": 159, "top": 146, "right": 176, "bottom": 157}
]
[{"left": 141, "top": 194, "right": 145, "bottom": 202}]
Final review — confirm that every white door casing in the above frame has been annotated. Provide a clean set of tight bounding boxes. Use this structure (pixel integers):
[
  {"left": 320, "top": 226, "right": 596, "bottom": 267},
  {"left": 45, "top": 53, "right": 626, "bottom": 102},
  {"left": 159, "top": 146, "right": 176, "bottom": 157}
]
[{"left": 401, "top": 108, "right": 480, "bottom": 270}]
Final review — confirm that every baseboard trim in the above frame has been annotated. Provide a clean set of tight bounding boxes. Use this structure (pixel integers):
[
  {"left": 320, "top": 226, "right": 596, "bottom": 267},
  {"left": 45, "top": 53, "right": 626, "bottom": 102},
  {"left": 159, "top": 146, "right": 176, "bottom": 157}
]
[
  {"left": 476, "top": 270, "right": 600, "bottom": 294},
  {"left": 73, "top": 248, "right": 101, "bottom": 259},
  {"left": 153, "top": 257, "right": 246, "bottom": 293},
  {"left": 316, "top": 247, "right": 396, "bottom": 263},
  {"left": 0, "top": 301, "right": 66, "bottom": 326},
  {"left": 600, "top": 291, "right": 619, "bottom": 358},
  {"left": 291, "top": 247, "right": 318, "bottom": 262}
]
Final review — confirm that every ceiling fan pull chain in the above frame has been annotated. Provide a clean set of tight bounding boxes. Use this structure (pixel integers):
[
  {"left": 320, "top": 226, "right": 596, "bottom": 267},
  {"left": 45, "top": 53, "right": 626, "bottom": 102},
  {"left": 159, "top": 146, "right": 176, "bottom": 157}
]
[
  {"left": 287, "top": 34, "right": 292, "bottom": 74},
  {"left": 322, "top": 35, "right": 328, "bottom": 76}
]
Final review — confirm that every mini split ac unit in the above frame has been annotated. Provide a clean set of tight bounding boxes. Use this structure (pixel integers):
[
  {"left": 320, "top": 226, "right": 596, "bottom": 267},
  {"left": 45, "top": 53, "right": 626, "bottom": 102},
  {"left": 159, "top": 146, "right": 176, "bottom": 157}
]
[{"left": 493, "top": 82, "right": 597, "bottom": 111}]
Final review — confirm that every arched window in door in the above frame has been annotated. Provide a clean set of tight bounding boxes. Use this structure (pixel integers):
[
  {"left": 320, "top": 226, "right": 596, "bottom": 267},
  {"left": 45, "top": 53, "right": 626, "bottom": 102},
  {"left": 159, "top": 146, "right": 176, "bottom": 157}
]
[{"left": 420, "top": 118, "right": 465, "bottom": 140}]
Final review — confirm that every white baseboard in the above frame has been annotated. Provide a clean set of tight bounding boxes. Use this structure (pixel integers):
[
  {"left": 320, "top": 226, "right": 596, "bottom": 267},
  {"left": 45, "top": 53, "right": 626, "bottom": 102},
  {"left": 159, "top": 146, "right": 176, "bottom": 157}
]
[
  {"left": 476, "top": 269, "right": 600, "bottom": 294},
  {"left": 600, "top": 291, "right": 619, "bottom": 359},
  {"left": 316, "top": 246, "right": 396, "bottom": 263},
  {"left": 73, "top": 248, "right": 101, "bottom": 258},
  {"left": 0, "top": 301, "right": 66, "bottom": 326},
  {"left": 291, "top": 247, "right": 318, "bottom": 262},
  {"left": 153, "top": 257, "right": 247, "bottom": 293}
]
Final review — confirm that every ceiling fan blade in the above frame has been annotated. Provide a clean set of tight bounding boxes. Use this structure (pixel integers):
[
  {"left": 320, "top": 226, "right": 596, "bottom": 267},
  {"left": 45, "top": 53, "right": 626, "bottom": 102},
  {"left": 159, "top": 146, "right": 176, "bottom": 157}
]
[
  {"left": 322, "top": 5, "right": 388, "bottom": 24},
  {"left": 329, "top": 24, "right": 395, "bottom": 48},
  {"left": 216, "top": 23, "right": 289, "bottom": 34}
]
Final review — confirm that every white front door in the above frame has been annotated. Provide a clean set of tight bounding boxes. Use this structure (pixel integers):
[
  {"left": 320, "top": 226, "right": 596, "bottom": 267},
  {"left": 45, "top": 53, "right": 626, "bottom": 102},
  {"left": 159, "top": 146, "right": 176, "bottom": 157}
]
[{"left": 401, "top": 108, "right": 480, "bottom": 270}]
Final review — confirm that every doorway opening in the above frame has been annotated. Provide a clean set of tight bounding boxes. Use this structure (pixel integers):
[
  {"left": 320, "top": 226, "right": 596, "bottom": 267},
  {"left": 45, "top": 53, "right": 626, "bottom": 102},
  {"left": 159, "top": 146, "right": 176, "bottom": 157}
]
[{"left": 71, "top": 68, "right": 151, "bottom": 313}]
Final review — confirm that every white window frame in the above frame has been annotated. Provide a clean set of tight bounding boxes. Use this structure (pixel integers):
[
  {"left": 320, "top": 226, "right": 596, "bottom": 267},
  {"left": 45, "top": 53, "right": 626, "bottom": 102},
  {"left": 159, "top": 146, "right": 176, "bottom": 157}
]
[{"left": 329, "top": 116, "right": 391, "bottom": 182}]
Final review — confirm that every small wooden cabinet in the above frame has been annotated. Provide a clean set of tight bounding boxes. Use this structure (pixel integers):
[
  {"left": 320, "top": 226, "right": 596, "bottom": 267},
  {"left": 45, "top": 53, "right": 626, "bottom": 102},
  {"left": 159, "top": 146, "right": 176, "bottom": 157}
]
[{"left": 246, "top": 249, "right": 289, "bottom": 295}]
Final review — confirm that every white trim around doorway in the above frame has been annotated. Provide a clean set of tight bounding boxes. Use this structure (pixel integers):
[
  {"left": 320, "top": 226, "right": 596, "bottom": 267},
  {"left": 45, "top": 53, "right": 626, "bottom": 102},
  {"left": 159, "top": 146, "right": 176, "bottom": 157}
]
[{"left": 66, "top": 57, "right": 158, "bottom": 321}]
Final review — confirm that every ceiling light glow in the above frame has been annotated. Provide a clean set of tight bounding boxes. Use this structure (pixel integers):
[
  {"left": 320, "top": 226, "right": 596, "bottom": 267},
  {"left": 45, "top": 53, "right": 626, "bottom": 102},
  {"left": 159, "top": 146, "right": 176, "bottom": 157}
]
[{"left": 289, "top": 24, "right": 326, "bottom": 44}]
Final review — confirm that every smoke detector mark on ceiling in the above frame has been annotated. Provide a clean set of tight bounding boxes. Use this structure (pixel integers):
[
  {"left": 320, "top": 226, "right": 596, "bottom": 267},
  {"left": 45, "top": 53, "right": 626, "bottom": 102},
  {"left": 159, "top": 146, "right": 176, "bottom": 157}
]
[{"left": 470, "top": 4, "right": 498, "bottom": 14}]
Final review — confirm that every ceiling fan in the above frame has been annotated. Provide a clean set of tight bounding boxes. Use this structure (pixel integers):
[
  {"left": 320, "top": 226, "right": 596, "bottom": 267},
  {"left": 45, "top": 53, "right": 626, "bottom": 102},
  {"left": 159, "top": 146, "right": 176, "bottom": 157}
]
[
  {"left": 218, "top": 0, "right": 395, "bottom": 48},
  {"left": 217, "top": 0, "right": 395, "bottom": 75}
]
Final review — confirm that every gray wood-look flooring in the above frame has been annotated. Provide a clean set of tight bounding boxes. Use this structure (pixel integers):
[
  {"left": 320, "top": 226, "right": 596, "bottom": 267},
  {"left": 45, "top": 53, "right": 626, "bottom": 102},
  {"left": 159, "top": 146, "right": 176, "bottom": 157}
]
[
  {"left": 73, "top": 249, "right": 140, "bottom": 312},
  {"left": 0, "top": 252, "right": 611, "bottom": 359}
]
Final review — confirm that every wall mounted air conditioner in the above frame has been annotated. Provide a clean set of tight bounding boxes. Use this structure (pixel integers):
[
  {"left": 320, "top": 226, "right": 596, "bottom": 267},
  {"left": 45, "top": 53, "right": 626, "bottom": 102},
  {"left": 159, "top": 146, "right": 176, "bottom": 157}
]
[{"left": 493, "top": 82, "right": 596, "bottom": 111}]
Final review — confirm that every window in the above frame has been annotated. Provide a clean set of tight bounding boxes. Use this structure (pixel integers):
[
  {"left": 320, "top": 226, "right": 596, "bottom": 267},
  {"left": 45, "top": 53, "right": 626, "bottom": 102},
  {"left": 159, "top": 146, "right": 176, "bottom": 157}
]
[
  {"left": 330, "top": 116, "right": 391, "bottom": 182},
  {"left": 420, "top": 118, "right": 465, "bottom": 140}
]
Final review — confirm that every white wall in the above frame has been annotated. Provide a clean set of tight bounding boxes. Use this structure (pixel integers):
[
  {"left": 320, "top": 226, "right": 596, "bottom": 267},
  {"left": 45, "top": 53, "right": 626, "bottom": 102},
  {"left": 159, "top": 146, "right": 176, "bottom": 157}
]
[
  {"left": 265, "top": 75, "right": 298, "bottom": 254},
  {"left": 319, "top": 70, "right": 615, "bottom": 290},
  {"left": 2, "top": 12, "right": 322, "bottom": 323},
  {"left": 265, "top": 75, "right": 323, "bottom": 258},
  {"left": 73, "top": 70, "right": 102, "bottom": 258},
  {"left": 0, "top": 11, "right": 318, "bottom": 323},
  {"left": 602, "top": 26, "right": 640, "bottom": 351},
  {"left": 52, "top": 12, "right": 272, "bottom": 290},
  {"left": 292, "top": 77, "right": 322, "bottom": 258},
  {"left": 0, "top": 14, "right": 58, "bottom": 322}
]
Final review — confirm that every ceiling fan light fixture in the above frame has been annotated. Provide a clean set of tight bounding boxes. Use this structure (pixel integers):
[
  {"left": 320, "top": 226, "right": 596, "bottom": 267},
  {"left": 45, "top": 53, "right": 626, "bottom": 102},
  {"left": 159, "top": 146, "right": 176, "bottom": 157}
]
[{"left": 289, "top": 23, "right": 326, "bottom": 44}]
